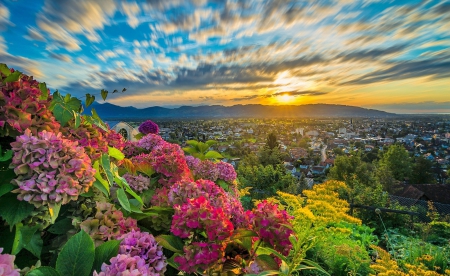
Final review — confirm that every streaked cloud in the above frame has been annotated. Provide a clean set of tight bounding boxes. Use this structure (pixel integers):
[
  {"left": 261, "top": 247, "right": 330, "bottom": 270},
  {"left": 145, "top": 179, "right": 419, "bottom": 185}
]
[{"left": 0, "top": 0, "right": 448, "bottom": 113}]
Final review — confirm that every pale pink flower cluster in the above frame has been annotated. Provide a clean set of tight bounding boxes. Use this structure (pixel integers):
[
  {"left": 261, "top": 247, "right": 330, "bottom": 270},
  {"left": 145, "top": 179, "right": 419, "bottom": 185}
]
[
  {"left": 123, "top": 173, "right": 151, "bottom": 193},
  {"left": 0, "top": 248, "right": 19, "bottom": 276},
  {"left": 10, "top": 129, "right": 95, "bottom": 207},
  {"left": 93, "top": 254, "right": 151, "bottom": 276}
]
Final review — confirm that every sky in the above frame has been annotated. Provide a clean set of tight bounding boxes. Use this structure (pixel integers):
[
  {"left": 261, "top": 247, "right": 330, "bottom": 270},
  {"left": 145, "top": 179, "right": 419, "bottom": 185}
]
[{"left": 0, "top": 0, "right": 449, "bottom": 114}]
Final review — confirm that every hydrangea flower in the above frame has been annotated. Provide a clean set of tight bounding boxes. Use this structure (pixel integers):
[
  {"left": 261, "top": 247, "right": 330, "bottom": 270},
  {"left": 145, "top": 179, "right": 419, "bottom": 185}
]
[
  {"left": 191, "top": 159, "right": 219, "bottom": 181},
  {"left": 119, "top": 230, "right": 167, "bottom": 274},
  {"left": 149, "top": 142, "right": 191, "bottom": 186},
  {"left": 174, "top": 242, "right": 225, "bottom": 274},
  {"left": 103, "top": 129, "right": 126, "bottom": 151},
  {"left": 123, "top": 173, "right": 151, "bottom": 193},
  {"left": 216, "top": 161, "right": 237, "bottom": 183},
  {"left": 123, "top": 140, "right": 141, "bottom": 158},
  {"left": 138, "top": 120, "right": 159, "bottom": 135},
  {"left": 80, "top": 202, "right": 139, "bottom": 246},
  {"left": 93, "top": 254, "right": 151, "bottom": 276},
  {"left": 0, "top": 248, "right": 20, "bottom": 276},
  {"left": 0, "top": 68, "right": 60, "bottom": 137},
  {"left": 171, "top": 196, "right": 234, "bottom": 242},
  {"left": 10, "top": 129, "right": 95, "bottom": 207},
  {"left": 251, "top": 200, "right": 294, "bottom": 256},
  {"left": 137, "top": 133, "right": 164, "bottom": 152}
]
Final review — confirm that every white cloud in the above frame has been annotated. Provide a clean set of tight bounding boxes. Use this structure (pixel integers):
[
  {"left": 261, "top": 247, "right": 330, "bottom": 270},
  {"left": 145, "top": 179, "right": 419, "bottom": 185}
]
[
  {"left": 0, "top": 3, "right": 11, "bottom": 30},
  {"left": 25, "top": 27, "right": 46, "bottom": 41},
  {"left": 121, "top": 1, "right": 141, "bottom": 28}
]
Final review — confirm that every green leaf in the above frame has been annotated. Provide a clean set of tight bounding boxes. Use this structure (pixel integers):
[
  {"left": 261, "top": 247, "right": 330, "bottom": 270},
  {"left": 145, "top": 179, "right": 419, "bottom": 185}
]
[
  {"left": 38, "top": 83, "right": 48, "bottom": 100},
  {"left": 198, "top": 142, "right": 210, "bottom": 153},
  {"left": 205, "top": 140, "right": 217, "bottom": 147},
  {"left": 2, "top": 70, "right": 21, "bottom": 83},
  {"left": 85, "top": 94, "right": 95, "bottom": 107},
  {"left": 230, "top": 229, "right": 258, "bottom": 240},
  {"left": 73, "top": 111, "right": 81, "bottom": 129},
  {"left": 0, "top": 150, "right": 13, "bottom": 161},
  {"left": 256, "top": 247, "right": 287, "bottom": 263},
  {"left": 0, "top": 183, "right": 14, "bottom": 198},
  {"left": 182, "top": 147, "right": 197, "bottom": 154},
  {"left": 48, "top": 203, "right": 61, "bottom": 224},
  {"left": 186, "top": 140, "right": 198, "bottom": 147},
  {"left": 92, "top": 240, "right": 121, "bottom": 274},
  {"left": 12, "top": 223, "right": 38, "bottom": 255},
  {"left": 280, "top": 260, "right": 289, "bottom": 275},
  {"left": 255, "top": 255, "right": 279, "bottom": 271},
  {"left": 114, "top": 173, "right": 143, "bottom": 205},
  {"left": 108, "top": 147, "right": 124, "bottom": 161},
  {"left": 0, "top": 63, "right": 11, "bottom": 76},
  {"left": 91, "top": 108, "right": 100, "bottom": 120},
  {"left": 56, "top": 231, "right": 95, "bottom": 276},
  {"left": 217, "top": 179, "right": 230, "bottom": 192},
  {"left": 93, "top": 160, "right": 109, "bottom": 195},
  {"left": 204, "top": 150, "right": 223, "bottom": 159},
  {"left": 27, "top": 267, "right": 61, "bottom": 276},
  {"left": 101, "top": 89, "right": 108, "bottom": 101},
  {"left": 116, "top": 188, "right": 131, "bottom": 212},
  {"left": 0, "top": 192, "right": 34, "bottom": 227},
  {"left": 155, "top": 235, "right": 184, "bottom": 253},
  {"left": 134, "top": 133, "right": 144, "bottom": 140},
  {"left": 294, "top": 260, "right": 330, "bottom": 275},
  {"left": 50, "top": 92, "right": 81, "bottom": 126},
  {"left": 24, "top": 232, "right": 43, "bottom": 258},
  {"left": 48, "top": 218, "right": 73, "bottom": 235},
  {"left": 167, "top": 254, "right": 180, "bottom": 270},
  {"left": 100, "top": 154, "right": 114, "bottom": 186}
]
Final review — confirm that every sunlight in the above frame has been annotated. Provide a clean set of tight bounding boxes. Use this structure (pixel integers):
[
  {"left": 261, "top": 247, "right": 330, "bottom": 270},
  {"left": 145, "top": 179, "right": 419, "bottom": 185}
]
[{"left": 277, "top": 93, "right": 295, "bottom": 103}]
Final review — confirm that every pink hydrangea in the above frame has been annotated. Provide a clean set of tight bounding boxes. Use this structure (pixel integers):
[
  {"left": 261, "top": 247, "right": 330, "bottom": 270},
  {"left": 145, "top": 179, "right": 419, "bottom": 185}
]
[
  {"left": 174, "top": 242, "right": 225, "bottom": 274},
  {"left": 93, "top": 254, "right": 151, "bottom": 276},
  {"left": 168, "top": 179, "right": 231, "bottom": 215},
  {"left": 191, "top": 159, "right": 219, "bottom": 181},
  {"left": 103, "top": 129, "right": 126, "bottom": 151},
  {"left": 119, "top": 230, "right": 167, "bottom": 274},
  {"left": 0, "top": 68, "right": 60, "bottom": 137},
  {"left": 216, "top": 161, "right": 237, "bottom": 183},
  {"left": 138, "top": 120, "right": 159, "bottom": 135},
  {"left": 251, "top": 201, "right": 294, "bottom": 256},
  {"left": 123, "top": 173, "right": 151, "bottom": 193},
  {"left": 123, "top": 140, "right": 141, "bottom": 158},
  {"left": 137, "top": 133, "right": 164, "bottom": 152},
  {"left": 185, "top": 155, "right": 201, "bottom": 169},
  {"left": 0, "top": 248, "right": 19, "bottom": 276},
  {"left": 150, "top": 187, "right": 171, "bottom": 207},
  {"left": 149, "top": 142, "right": 191, "bottom": 186},
  {"left": 171, "top": 196, "right": 234, "bottom": 242},
  {"left": 9, "top": 129, "right": 95, "bottom": 207}
]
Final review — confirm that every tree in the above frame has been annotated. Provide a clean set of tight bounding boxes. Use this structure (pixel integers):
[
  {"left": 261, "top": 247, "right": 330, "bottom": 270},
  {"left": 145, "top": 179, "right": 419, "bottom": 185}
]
[
  {"left": 258, "top": 146, "right": 285, "bottom": 167},
  {"left": 410, "top": 156, "right": 435, "bottom": 184},
  {"left": 378, "top": 144, "right": 412, "bottom": 182},
  {"left": 266, "top": 132, "right": 279, "bottom": 150}
]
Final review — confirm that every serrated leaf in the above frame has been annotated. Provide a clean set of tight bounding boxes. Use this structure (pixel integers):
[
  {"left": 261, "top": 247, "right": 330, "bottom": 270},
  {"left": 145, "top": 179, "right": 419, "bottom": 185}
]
[
  {"left": 2, "top": 70, "right": 21, "bottom": 83},
  {"left": 38, "top": 83, "right": 48, "bottom": 100},
  {"left": 92, "top": 240, "right": 121, "bottom": 274},
  {"left": 27, "top": 267, "right": 61, "bottom": 276},
  {"left": 50, "top": 93, "right": 81, "bottom": 126},
  {"left": 56, "top": 231, "right": 95, "bottom": 276},
  {"left": 117, "top": 188, "right": 131, "bottom": 212},
  {"left": 155, "top": 235, "right": 184, "bottom": 253},
  {"left": 108, "top": 147, "right": 124, "bottom": 160},
  {"left": 0, "top": 63, "right": 11, "bottom": 76},
  {"left": 204, "top": 150, "right": 223, "bottom": 159},
  {"left": 0, "top": 193, "right": 34, "bottom": 227},
  {"left": 101, "top": 89, "right": 108, "bottom": 101}
]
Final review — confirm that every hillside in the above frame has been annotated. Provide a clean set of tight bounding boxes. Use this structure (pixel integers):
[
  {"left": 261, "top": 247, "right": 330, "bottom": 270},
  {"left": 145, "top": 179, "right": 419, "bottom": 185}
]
[{"left": 84, "top": 102, "right": 396, "bottom": 119}]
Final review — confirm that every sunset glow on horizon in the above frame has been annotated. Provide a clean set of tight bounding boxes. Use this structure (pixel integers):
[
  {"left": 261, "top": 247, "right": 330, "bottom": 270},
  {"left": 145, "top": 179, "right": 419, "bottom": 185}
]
[{"left": 1, "top": 0, "right": 449, "bottom": 113}]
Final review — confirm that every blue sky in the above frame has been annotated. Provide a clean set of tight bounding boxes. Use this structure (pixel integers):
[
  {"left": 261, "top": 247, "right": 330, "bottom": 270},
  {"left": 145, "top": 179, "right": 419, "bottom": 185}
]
[{"left": 1, "top": 0, "right": 449, "bottom": 113}]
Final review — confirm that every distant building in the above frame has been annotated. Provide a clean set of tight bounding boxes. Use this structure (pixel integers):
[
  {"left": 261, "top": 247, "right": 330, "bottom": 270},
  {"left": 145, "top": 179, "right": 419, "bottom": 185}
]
[{"left": 109, "top": 121, "right": 139, "bottom": 141}]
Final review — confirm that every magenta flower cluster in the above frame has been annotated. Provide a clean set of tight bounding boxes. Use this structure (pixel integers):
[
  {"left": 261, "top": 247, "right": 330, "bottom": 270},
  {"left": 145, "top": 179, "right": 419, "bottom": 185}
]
[
  {"left": 118, "top": 230, "right": 167, "bottom": 274},
  {"left": 93, "top": 254, "right": 151, "bottom": 276},
  {"left": 123, "top": 173, "right": 151, "bottom": 193},
  {"left": 185, "top": 156, "right": 237, "bottom": 183},
  {"left": 10, "top": 129, "right": 95, "bottom": 207},
  {"left": 138, "top": 120, "right": 159, "bottom": 135},
  {"left": 171, "top": 196, "right": 234, "bottom": 241},
  {"left": 174, "top": 242, "right": 225, "bottom": 273},
  {"left": 0, "top": 248, "right": 19, "bottom": 276},
  {"left": 251, "top": 200, "right": 294, "bottom": 256}
]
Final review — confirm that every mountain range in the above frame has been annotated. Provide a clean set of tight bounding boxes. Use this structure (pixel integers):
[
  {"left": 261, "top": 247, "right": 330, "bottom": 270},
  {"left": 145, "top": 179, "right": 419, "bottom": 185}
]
[{"left": 83, "top": 102, "right": 396, "bottom": 119}]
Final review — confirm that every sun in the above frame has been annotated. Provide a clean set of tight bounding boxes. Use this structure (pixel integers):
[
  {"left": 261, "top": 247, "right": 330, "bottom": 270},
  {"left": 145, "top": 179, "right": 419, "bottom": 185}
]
[{"left": 277, "top": 93, "right": 294, "bottom": 103}]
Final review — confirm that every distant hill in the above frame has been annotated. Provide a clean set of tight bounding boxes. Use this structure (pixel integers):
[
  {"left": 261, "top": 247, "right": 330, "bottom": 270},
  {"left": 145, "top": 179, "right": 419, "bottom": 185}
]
[{"left": 84, "top": 102, "right": 396, "bottom": 119}]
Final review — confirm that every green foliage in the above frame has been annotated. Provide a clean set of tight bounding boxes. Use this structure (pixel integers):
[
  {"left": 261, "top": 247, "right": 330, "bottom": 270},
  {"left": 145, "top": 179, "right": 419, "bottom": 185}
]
[
  {"left": 56, "top": 230, "right": 95, "bottom": 276},
  {"left": 411, "top": 156, "right": 435, "bottom": 184},
  {"left": 378, "top": 144, "right": 412, "bottom": 182},
  {"left": 92, "top": 240, "right": 121, "bottom": 273},
  {"left": 155, "top": 234, "right": 184, "bottom": 253},
  {"left": 49, "top": 91, "right": 82, "bottom": 126},
  {"left": 182, "top": 139, "right": 223, "bottom": 160},
  {"left": 266, "top": 132, "right": 279, "bottom": 150},
  {"left": 27, "top": 267, "right": 61, "bottom": 276},
  {"left": 0, "top": 192, "right": 34, "bottom": 227}
]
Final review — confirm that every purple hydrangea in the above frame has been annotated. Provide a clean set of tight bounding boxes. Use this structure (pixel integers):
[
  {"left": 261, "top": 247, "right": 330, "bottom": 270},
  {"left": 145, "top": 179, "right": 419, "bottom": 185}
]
[
  {"left": 216, "top": 162, "right": 237, "bottom": 183},
  {"left": 192, "top": 159, "right": 219, "bottom": 181},
  {"left": 119, "top": 230, "right": 167, "bottom": 274},
  {"left": 137, "top": 133, "right": 164, "bottom": 151},
  {"left": 138, "top": 120, "right": 159, "bottom": 135},
  {"left": 0, "top": 248, "right": 19, "bottom": 276},
  {"left": 123, "top": 173, "right": 151, "bottom": 193},
  {"left": 93, "top": 254, "right": 151, "bottom": 276}
]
